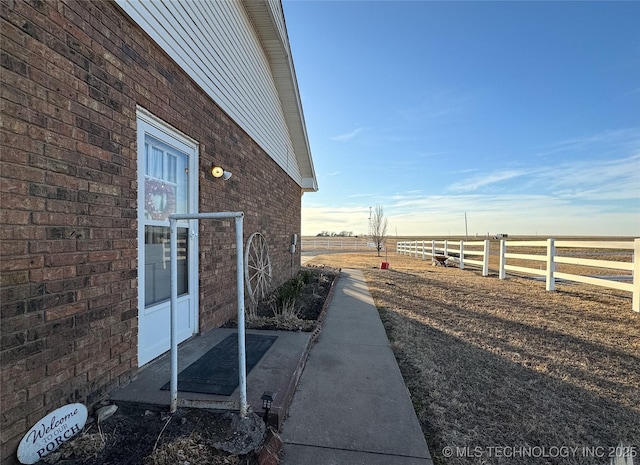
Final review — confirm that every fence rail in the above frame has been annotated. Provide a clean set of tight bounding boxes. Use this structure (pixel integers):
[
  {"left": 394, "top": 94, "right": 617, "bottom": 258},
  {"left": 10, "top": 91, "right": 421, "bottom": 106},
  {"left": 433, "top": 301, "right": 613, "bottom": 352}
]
[
  {"left": 396, "top": 238, "right": 640, "bottom": 312},
  {"left": 301, "top": 239, "right": 374, "bottom": 251}
]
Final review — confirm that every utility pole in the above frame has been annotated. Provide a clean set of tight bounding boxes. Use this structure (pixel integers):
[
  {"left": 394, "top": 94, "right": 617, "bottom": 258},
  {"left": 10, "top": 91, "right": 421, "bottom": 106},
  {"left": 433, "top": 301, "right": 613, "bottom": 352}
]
[{"left": 465, "top": 212, "right": 469, "bottom": 241}]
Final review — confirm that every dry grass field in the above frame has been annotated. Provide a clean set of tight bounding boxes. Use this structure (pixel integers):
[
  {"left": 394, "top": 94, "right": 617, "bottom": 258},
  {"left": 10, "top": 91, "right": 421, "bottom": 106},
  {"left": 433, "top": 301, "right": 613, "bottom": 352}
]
[{"left": 304, "top": 250, "right": 639, "bottom": 465}]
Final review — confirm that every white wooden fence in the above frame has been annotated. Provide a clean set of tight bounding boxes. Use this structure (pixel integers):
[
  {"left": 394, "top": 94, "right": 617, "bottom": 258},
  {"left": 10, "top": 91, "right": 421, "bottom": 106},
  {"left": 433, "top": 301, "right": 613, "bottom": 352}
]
[
  {"left": 301, "top": 239, "right": 375, "bottom": 251},
  {"left": 396, "top": 238, "right": 640, "bottom": 312}
]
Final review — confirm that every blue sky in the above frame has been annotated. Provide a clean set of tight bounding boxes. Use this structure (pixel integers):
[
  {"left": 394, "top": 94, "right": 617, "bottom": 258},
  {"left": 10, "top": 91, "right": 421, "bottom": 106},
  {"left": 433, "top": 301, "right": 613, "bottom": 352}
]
[{"left": 283, "top": 1, "right": 640, "bottom": 237}]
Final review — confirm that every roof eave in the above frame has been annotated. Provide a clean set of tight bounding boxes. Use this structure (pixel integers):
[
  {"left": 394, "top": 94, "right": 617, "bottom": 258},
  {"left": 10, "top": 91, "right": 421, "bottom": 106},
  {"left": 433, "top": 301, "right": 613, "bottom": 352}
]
[{"left": 242, "top": 0, "right": 318, "bottom": 191}]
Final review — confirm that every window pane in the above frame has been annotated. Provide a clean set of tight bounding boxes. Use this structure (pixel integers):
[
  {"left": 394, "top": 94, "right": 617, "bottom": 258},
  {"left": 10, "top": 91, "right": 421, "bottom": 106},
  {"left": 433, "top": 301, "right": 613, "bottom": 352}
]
[
  {"left": 167, "top": 154, "right": 177, "bottom": 183},
  {"left": 144, "top": 226, "right": 188, "bottom": 306},
  {"left": 143, "top": 135, "right": 188, "bottom": 220}
]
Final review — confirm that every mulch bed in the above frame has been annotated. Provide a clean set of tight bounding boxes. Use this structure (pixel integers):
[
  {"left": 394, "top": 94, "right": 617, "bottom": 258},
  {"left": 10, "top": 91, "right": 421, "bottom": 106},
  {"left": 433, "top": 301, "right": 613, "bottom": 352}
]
[
  {"left": 41, "top": 406, "right": 260, "bottom": 465},
  {"left": 225, "top": 266, "right": 339, "bottom": 331}
]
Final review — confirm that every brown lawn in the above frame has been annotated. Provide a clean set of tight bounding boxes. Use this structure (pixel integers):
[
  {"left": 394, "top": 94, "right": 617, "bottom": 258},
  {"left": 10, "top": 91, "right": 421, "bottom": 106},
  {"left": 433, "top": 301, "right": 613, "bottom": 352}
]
[{"left": 305, "top": 251, "right": 639, "bottom": 465}]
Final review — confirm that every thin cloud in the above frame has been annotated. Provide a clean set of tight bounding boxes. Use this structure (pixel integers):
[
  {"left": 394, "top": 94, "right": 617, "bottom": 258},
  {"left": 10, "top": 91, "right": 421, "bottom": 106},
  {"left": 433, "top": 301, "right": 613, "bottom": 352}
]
[
  {"left": 331, "top": 127, "right": 366, "bottom": 141},
  {"left": 447, "top": 170, "right": 527, "bottom": 193},
  {"left": 444, "top": 151, "right": 639, "bottom": 200},
  {"left": 534, "top": 154, "right": 640, "bottom": 201},
  {"left": 397, "top": 88, "right": 476, "bottom": 122},
  {"left": 534, "top": 128, "right": 640, "bottom": 159}
]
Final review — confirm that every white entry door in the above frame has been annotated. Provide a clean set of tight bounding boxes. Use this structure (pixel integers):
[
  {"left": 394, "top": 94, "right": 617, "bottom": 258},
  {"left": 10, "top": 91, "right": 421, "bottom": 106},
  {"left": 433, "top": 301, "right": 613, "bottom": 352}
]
[{"left": 137, "top": 109, "right": 199, "bottom": 366}]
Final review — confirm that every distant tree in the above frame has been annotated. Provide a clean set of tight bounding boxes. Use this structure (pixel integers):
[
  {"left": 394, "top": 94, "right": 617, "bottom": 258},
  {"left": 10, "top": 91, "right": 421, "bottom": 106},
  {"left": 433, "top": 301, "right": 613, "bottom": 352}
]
[{"left": 370, "top": 204, "right": 388, "bottom": 257}]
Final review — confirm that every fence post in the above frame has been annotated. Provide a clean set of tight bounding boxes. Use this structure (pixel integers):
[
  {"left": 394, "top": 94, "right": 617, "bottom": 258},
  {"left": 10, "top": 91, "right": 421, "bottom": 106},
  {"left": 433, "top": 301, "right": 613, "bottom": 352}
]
[
  {"left": 499, "top": 239, "right": 506, "bottom": 279},
  {"left": 444, "top": 240, "right": 448, "bottom": 257},
  {"left": 422, "top": 240, "right": 425, "bottom": 260},
  {"left": 431, "top": 240, "right": 436, "bottom": 264},
  {"left": 459, "top": 241, "right": 465, "bottom": 270},
  {"left": 633, "top": 238, "right": 640, "bottom": 312},
  {"left": 482, "top": 239, "right": 490, "bottom": 277},
  {"left": 546, "top": 238, "right": 555, "bottom": 291}
]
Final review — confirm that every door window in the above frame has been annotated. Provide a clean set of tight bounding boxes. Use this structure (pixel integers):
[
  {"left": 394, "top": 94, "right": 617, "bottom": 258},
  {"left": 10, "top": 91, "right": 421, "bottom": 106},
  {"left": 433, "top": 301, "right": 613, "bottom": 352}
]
[
  {"left": 144, "top": 226, "right": 188, "bottom": 306},
  {"left": 142, "top": 135, "right": 190, "bottom": 307}
]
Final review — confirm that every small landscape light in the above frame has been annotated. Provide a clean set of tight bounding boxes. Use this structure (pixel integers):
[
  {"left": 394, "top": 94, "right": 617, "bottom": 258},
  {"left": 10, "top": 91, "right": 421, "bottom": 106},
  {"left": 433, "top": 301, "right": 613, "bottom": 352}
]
[{"left": 260, "top": 391, "right": 275, "bottom": 424}]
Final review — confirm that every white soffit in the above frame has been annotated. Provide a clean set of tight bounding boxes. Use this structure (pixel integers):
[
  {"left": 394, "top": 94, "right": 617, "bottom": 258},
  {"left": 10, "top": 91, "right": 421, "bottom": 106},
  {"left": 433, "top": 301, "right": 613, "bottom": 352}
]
[{"left": 242, "top": 0, "right": 318, "bottom": 192}]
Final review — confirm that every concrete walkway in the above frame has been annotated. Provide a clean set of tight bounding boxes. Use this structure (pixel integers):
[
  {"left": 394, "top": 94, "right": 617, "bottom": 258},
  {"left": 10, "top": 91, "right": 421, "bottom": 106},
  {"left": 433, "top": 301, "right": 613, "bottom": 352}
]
[{"left": 280, "top": 269, "right": 433, "bottom": 465}]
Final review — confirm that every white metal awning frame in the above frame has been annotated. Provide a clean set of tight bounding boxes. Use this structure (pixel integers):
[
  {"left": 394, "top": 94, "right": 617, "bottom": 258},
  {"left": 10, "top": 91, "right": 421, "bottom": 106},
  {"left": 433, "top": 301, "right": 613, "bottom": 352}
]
[{"left": 168, "top": 212, "right": 248, "bottom": 416}]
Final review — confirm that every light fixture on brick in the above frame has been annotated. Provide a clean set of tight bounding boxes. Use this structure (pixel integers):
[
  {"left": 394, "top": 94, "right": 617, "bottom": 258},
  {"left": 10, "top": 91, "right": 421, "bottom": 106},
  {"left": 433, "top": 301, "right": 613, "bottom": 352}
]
[{"left": 211, "top": 164, "right": 232, "bottom": 180}]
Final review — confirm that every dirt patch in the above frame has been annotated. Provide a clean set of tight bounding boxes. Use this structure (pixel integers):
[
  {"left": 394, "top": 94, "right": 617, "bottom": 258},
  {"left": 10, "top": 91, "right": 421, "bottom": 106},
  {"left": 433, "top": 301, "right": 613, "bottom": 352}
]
[{"left": 306, "top": 252, "right": 639, "bottom": 465}]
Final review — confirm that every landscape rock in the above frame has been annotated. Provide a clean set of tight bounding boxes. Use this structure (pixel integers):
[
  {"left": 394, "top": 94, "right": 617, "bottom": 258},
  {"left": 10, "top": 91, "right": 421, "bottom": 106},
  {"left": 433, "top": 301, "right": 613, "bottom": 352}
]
[
  {"left": 96, "top": 405, "right": 118, "bottom": 424},
  {"left": 210, "top": 412, "right": 266, "bottom": 455}
]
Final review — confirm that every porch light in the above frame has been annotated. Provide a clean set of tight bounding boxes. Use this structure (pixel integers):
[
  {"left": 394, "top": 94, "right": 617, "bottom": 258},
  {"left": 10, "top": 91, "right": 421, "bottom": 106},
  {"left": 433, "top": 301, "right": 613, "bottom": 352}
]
[
  {"left": 260, "top": 391, "right": 275, "bottom": 424},
  {"left": 211, "top": 165, "right": 232, "bottom": 180}
]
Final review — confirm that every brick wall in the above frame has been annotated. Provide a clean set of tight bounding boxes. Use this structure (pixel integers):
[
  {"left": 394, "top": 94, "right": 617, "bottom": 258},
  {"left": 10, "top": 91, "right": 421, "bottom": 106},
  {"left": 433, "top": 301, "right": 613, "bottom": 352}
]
[{"left": 0, "top": 0, "right": 302, "bottom": 462}]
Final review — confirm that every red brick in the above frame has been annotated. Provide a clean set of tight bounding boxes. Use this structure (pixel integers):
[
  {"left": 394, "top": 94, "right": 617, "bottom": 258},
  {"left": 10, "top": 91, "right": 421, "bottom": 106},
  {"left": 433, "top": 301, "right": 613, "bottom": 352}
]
[
  {"left": 0, "top": 417, "right": 26, "bottom": 446},
  {"left": 29, "top": 265, "right": 75, "bottom": 282},
  {"left": 1, "top": 192, "right": 46, "bottom": 211},
  {"left": 0, "top": 270, "right": 30, "bottom": 286},
  {"left": 0, "top": 210, "right": 30, "bottom": 225},
  {"left": 45, "top": 252, "right": 87, "bottom": 266},
  {"left": 0, "top": 177, "right": 27, "bottom": 195},
  {"left": 2, "top": 312, "right": 44, "bottom": 335},
  {"left": 0, "top": 163, "right": 46, "bottom": 183},
  {"left": 31, "top": 211, "right": 78, "bottom": 225},
  {"left": 0, "top": 240, "right": 28, "bottom": 256},
  {"left": 1, "top": 255, "right": 44, "bottom": 271},
  {"left": 44, "top": 302, "right": 87, "bottom": 322},
  {"left": 87, "top": 250, "right": 120, "bottom": 262},
  {"left": 45, "top": 171, "right": 89, "bottom": 191},
  {"left": 1, "top": 131, "right": 45, "bottom": 159}
]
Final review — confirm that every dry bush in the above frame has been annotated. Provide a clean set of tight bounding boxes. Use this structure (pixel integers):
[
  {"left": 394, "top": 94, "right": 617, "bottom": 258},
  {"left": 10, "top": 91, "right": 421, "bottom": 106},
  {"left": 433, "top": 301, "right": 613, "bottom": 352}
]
[
  {"left": 43, "top": 429, "right": 106, "bottom": 464},
  {"left": 146, "top": 434, "right": 238, "bottom": 465}
]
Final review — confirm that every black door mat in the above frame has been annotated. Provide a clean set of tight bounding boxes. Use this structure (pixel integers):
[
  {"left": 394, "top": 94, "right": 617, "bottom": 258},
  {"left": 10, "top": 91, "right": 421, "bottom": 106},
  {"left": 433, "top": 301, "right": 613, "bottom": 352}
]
[{"left": 161, "top": 333, "right": 278, "bottom": 396}]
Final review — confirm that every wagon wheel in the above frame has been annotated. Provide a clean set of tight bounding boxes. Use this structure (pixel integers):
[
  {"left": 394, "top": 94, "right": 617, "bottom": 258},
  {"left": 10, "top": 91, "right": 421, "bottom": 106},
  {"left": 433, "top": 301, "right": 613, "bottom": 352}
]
[{"left": 244, "top": 232, "right": 272, "bottom": 303}]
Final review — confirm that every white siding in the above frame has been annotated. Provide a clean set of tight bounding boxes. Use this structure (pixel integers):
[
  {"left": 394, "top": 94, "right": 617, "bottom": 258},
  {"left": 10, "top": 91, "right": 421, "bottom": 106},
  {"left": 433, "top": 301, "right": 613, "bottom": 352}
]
[{"left": 116, "top": 0, "right": 305, "bottom": 186}]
